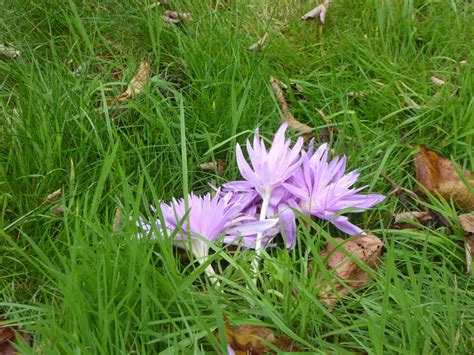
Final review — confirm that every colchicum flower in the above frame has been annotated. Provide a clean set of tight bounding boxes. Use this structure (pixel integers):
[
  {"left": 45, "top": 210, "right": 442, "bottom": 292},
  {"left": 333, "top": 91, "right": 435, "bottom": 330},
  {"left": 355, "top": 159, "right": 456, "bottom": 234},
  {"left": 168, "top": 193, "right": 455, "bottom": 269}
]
[
  {"left": 227, "top": 123, "right": 303, "bottom": 254},
  {"left": 284, "top": 143, "right": 385, "bottom": 235},
  {"left": 137, "top": 191, "right": 278, "bottom": 283}
]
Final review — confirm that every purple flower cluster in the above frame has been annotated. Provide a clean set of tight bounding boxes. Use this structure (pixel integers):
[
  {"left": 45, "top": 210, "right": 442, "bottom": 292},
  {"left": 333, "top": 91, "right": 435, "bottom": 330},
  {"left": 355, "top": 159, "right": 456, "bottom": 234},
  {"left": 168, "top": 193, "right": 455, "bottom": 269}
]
[{"left": 136, "top": 123, "right": 384, "bottom": 276}]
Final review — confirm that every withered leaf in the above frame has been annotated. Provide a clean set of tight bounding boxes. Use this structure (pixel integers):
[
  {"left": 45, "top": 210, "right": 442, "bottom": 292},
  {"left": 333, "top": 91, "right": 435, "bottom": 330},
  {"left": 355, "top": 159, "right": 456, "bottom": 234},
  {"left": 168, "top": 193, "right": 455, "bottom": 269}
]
[
  {"left": 107, "top": 61, "right": 151, "bottom": 107},
  {"left": 248, "top": 33, "right": 269, "bottom": 51},
  {"left": 430, "top": 76, "right": 445, "bottom": 86},
  {"left": 269, "top": 76, "right": 313, "bottom": 138},
  {"left": 458, "top": 213, "right": 474, "bottom": 234},
  {"left": 393, "top": 211, "right": 433, "bottom": 229},
  {"left": 199, "top": 160, "right": 225, "bottom": 174},
  {"left": 413, "top": 145, "right": 474, "bottom": 210},
  {"left": 317, "top": 233, "right": 384, "bottom": 307},
  {"left": 0, "top": 44, "right": 21, "bottom": 59},
  {"left": 162, "top": 10, "right": 192, "bottom": 27},
  {"left": 0, "top": 320, "right": 30, "bottom": 354},
  {"left": 301, "top": 0, "right": 331, "bottom": 25},
  {"left": 458, "top": 213, "right": 474, "bottom": 274},
  {"left": 43, "top": 188, "right": 62, "bottom": 204},
  {"left": 225, "top": 320, "right": 297, "bottom": 354}
]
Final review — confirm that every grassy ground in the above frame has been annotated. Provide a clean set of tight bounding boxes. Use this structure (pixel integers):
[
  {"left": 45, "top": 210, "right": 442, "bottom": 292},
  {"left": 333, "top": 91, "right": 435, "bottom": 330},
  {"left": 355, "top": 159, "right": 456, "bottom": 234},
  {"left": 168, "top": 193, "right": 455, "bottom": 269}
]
[{"left": 1, "top": 0, "right": 473, "bottom": 353}]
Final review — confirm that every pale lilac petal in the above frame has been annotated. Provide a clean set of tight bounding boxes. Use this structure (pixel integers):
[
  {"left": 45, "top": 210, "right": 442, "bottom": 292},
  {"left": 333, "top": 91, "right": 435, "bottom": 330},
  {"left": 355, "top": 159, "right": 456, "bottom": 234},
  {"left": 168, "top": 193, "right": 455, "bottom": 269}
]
[
  {"left": 236, "top": 144, "right": 255, "bottom": 182},
  {"left": 226, "top": 218, "right": 278, "bottom": 236},
  {"left": 330, "top": 216, "right": 364, "bottom": 235},
  {"left": 284, "top": 183, "right": 309, "bottom": 200},
  {"left": 279, "top": 206, "right": 297, "bottom": 249}
]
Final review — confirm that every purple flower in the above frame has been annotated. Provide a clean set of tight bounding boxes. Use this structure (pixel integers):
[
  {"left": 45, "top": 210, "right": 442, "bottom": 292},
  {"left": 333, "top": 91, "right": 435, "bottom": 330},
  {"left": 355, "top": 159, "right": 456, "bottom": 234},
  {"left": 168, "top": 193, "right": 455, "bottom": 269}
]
[
  {"left": 137, "top": 191, "right": 278, "bottom": 283},
  {"left": 234, "top": 123, "right": 304, "bottom": 197},
  {"left": 226, "top": 123, "right": 304, "bottom": 255},
  {"left": 284, "top": 144, "right": 385, "bottom": 235}
]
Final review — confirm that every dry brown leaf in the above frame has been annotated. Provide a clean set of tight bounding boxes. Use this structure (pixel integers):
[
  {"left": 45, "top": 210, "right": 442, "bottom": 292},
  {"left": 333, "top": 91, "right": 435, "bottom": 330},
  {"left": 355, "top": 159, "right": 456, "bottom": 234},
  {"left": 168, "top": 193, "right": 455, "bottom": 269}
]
[
  {"left": 43, "top": 188, "right": 62, "bottom": 204},
  {"left": 269, "top": 76, "right": 313, "bottom": 137},
  {"left": 458, "top": 213, "right": 474, "bottom": 274},
  {"left": 413, "top": 145, "right": 474, "bottom": 209},
  {"left": 199, "top": 160, "right": 225, "bottom": 174},
  {"left": 0, "top": 44, "right": 21, "bottom": 59},
  {"left": 430, "top": 76, "right": 446, "bottom": 86},
  {"left": 301, "top": 0, "right": 331, "bottom": 25},
  {"left": 52, "top": 205, "right": 66, "bottom": 216},
  {"left": 0, "top": 319, "right": 30, "bottom": 354},
  {"left": 225, "top": 320, "right": 297, "bottom": 354},
  {"left": 458, "top": 213, "right": 474, "bottom": 234},
  {"left": 162, "top": 10, "right": 192, "bottom": 27},
  {"left": 393, "top": 211, "right": 433, "bottom": 229},
  {"left": 107, "top": 61, "right": 150, "bottom": 107},
  {"left": 317, "top": 233, "right": 384, "bottom": 307},
  {"left": 248, "top": 33, "right": 269, "bottom": 51}
]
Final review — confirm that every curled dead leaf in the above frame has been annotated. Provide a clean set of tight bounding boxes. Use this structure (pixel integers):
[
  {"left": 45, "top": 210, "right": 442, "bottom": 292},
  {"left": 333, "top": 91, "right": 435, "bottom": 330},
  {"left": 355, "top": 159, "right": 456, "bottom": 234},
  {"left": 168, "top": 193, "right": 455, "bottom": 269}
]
[
  {"left": 224, "top": 319, "right": 297, "bottom": 354},
  {"left": 269, "top": 76, "right": 313, "bottom": 138},
  {"left": 317, "top": 233, "right": 384, "bottom": 308},
  {"left": 106, "top": 61, "right": 150, "bottom": 107},
  {"left": 0, "top": 44, "right": 21, "bottom": 59},
  {"left": 43, "top": 188, "right": 62, "bottom": 204},
  {"left": 430, "top": 76, "right": 446, "bottom": 86},
  {"left": 393, "top": 211, "right": 433, "bottom": 229},
  {"left": 301, "top": 0, "right": 331, "bottom": 25},
  {"left": 162, "top": 10, "right": 192, "bottom": 27},
  {"left": 458, "top": 213, "right": 474, "bottom": 274},
  {"left": 413, "top": 145, "right": 474, "bottom": 210},
  {"left": 0, "top": 319, "right": 30, "bottom": 354},
  {"left": 248, "top": 33, "right": 269, "bottom": 51},
  {"left": 458, "top": 213, "right": 474, "bottom": 234},
  {"left": 199, "top": 160, "right": 225, "bottom": 174}
]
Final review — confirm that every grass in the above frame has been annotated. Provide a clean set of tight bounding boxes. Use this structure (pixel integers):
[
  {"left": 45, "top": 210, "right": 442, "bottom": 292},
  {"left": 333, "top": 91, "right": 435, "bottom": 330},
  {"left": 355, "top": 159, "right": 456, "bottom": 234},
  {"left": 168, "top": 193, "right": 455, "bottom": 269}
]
[{"left": 1, "top": 0, "right": 473, "bottom": 353}]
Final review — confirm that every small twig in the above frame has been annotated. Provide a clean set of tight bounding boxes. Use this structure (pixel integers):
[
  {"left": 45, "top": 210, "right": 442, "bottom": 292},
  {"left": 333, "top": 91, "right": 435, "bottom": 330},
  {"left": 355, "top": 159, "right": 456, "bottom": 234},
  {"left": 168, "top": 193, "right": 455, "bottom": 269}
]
[{"left": 269, "top": 76, "right": 312, "bottom": 136}]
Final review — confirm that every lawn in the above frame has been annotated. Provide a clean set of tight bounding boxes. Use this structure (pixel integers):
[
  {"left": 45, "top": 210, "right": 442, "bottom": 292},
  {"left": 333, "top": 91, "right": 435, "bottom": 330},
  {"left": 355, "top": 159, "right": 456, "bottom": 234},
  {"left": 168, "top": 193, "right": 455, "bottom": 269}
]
[{"left": 1, "top": 0, "right": 473, "bottom": 353}]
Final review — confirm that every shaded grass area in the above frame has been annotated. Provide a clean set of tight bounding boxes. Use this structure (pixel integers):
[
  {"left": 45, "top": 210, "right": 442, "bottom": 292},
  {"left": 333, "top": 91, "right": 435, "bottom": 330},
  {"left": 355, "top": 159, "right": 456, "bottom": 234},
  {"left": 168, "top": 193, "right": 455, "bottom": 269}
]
[{"left": 1, "top": 0, "right": 473, "bottom": 353}]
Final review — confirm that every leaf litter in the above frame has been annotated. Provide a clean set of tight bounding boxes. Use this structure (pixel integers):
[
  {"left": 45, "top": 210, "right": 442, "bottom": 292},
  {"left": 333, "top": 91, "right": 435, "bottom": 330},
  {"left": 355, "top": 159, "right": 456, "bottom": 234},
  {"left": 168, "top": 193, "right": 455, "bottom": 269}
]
[
  {"left": 458, "top": 213, "right": 474, "bottom": 274},
  {"left": 106, "top": 61, "right": 151, "bottom": 108},
  {"left": 301, "top": 0, "right": 331, "bottom": 25},
  {"left": 413, "top": 145, "right": 474, "bottom": 210},
  {"left": 224, "top": 318, "right": 298, "bottom": 354},
  {"left": 0, "top": 319, "right": 30, "bottom": 354},
  {"left": 317, "top": 233, "right": 384, "bottom": 308}
]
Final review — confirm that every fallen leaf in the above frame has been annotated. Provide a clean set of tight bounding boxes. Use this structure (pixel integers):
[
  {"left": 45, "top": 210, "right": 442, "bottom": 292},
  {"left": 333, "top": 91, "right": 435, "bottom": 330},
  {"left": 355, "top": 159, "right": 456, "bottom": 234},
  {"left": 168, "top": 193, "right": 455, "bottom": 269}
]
[
  {"left": 458, "top": 213, "right": 474, "bottom": 234},
  {"left": 0, "top": 319, "right": 30, "bottom": 354},
  {"left": 52, "top": 205, "right": 66, "bottom": 216},
  {"left": 224, "top": 319, "right": 297, "bottom": 354},
  {"left": 0, "top": 44, "right": 21, "bottom": 59},
  {"left": 269, "top": 76, "right": 312, "bottom": 137},
  {"left": 301, "top": 0, "right": 331, "bottom": 25},
  {"left": 106, "top": 61, "right": 150, "bottom": 107},
  {"left": 458, "top": 213, "right": 474, "bottom": 274},
  {"left": 317, "top": 233, "right": 384, "bottom": 307},
  {"left": 413, "top": 145, "right": 474, "bottom": 209},
  {"left": 393, "top": 211, "right": 433, "bottom": 229},
  {"left": 199, "top": 160, "right": 225, "bottom": 174},
  {"left": 162, "top": 10, "right": 192, "bottom": 27},
  {"left": 430, "top": 76, "right": 445, "bottom": 86},
  {"left": 43, "top": 188, "right": 62, "bottom": 204},
  {"left": 248, "top": 33, "right": 269, "bottom": 51}
]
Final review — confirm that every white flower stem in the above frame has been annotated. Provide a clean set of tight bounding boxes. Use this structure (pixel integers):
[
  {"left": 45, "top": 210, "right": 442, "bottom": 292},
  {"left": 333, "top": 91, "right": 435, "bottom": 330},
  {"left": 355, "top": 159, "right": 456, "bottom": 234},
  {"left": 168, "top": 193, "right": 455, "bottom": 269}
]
[
  {"left": 203, "top": 262, "right": 220, "bottom": 287},
  {"left": 251, "top": 188, "right": 272, "bottom": 283}
]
